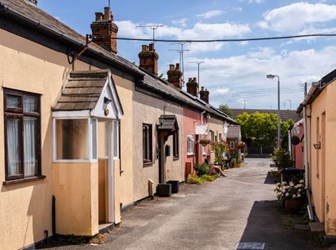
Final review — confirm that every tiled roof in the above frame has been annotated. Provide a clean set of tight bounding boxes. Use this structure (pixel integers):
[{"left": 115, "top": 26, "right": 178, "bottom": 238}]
[
  {"left": 227, "top": 125, "right": 241, "bottom": 139},
  {"left": 1, "top": 0, "right": 236, "bottom": 124},
  {"left": 53, "top": 70, "right": 108, "bottom": 111},
  {"left": 230, "top": 109, "right": 301, "bottom": 122}
]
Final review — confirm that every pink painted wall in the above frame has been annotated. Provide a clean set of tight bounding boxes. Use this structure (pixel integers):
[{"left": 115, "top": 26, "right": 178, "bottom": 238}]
[
  {"left": 183, "top": 108, "right": 208, "bottom": 179},
  {"left": 291, "top": 122, "right": 304, "bottom": 169}
]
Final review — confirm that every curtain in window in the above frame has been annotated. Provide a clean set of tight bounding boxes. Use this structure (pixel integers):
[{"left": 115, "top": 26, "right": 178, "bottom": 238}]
[
  {"left": 24, "top": 117, "right": 37, "bottom": 176},
  {"left": 6, "top": 118, "right": 21, "bottom": 177}
]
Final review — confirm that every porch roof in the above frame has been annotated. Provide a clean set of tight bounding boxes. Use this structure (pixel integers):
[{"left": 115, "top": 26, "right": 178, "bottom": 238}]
[
  {"left": 53, "top": 69, "right": 123, "bottom": 119},
  {"left": 158, "top": 115, "right": 178, "bottom": 131}
]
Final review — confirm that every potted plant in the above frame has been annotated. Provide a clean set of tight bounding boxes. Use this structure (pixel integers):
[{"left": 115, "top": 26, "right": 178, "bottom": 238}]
[
  {"left": 274, "top": 180, "right": 305, "bottom": 213},
  {"left": 199, "top": 138, "right": 211, "bottom": 146}
]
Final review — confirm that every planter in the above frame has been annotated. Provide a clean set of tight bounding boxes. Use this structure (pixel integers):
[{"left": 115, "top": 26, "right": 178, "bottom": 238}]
[
  {"left": 156, "top": 184, "right": 172, "bottom": 197},
  {"left": 285, "top": 198, "right": 304, "bottom": 213}
]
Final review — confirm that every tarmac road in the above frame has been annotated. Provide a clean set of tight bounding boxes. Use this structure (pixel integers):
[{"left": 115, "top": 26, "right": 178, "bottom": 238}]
[{"left": 45, "top": 158, "right": 331, "bottom": 250}]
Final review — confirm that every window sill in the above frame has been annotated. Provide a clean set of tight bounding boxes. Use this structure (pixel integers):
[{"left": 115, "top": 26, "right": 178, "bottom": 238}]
[
  {"left": 3, "top": 175, "right": 46, "bottom": 186},
  {"left": 187, "top": 153, "right": 195, "bottom": 156},
  {"left": 143, "top": 161, "right": 153, "bottom": 167},
  {"left": 173, "top": 156, "right": 179, "bottom": 161}
]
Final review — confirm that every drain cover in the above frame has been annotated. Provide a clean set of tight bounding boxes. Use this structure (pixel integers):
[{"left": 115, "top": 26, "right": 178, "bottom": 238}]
[{"left": 236, "top": 242, "right": 265, "bottom": 250}]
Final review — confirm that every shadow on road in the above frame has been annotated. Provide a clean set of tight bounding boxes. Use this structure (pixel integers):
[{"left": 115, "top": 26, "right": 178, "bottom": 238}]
[
  {"left": 236, "top": 200, "right": 319, "bottom": 250},
  {"left": 264, "top": 171, "right": 280, "bottom": 185}
]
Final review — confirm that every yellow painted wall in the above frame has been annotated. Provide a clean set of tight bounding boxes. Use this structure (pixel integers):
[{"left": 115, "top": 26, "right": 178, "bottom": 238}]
[
  {"left": 0, "top": 27, "right": 123, "bottom": 248},
  {"left": 208, "top": 117, "right": 224, "bottom": 159},
  {"left": 132, "top": 91, "right": 184, "bottom": 201},
  {"left": 325, "top": 82, "right": 336, "bottom": 235},
  {"left": 53, "top": 162, "right": 98, "bottom": 236},
  {"left": 0, "top": 29, "right": 68, "bottom": 250},
  {"left": 309, "top": 81, "right": 336, "bottom": 235},
  {"left": 114, "top": 75, "right": 135, "bottom": 208}
]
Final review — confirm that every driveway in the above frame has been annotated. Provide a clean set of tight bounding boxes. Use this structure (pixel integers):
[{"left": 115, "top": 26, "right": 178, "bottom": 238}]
[{"left": 42, "top": 158, "right": 330, "bottom": 250}]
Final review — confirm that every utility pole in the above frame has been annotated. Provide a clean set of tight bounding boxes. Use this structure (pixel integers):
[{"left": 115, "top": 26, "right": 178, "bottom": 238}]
[
  {"left": 187, "top": 61, "right": 204, "bottom": 86},
  {"left": 243, "top": 99, "right": 247, "bottom": 109}
]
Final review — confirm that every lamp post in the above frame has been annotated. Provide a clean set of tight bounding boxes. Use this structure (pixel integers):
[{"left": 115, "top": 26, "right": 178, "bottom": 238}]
[{"left": 266, "top": 74, "right": 281, "bottom": 147}]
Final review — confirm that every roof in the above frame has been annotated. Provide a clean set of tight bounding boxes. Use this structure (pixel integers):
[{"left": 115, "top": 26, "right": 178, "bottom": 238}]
[
  {"left": 158, "top": 115, "right": 178, "bottom": 131},
  {"left": 230, "top": 109, "right": 301, "bottom": 122},
  {"left": 53, "top": 70, "right": 123, "bottom": 119},
  {"left": 0, "top": 0, "right": 236, "bottom": 124},
  {"left": 227, "top": 125, "right": 241, "bottom": 139},
  {"left": 54, "top": 71, "right": 107, "bottom": 111}
]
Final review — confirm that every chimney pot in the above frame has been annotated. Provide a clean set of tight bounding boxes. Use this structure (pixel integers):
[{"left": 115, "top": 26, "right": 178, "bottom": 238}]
[
  {"left": 169, "top": 64, "right": 175, "bottom": 70},
  {"left": 104, "top": 7, "right": 111, "bottom": 20},
  {"left": 149, "top": 43, "right": 154, "bottom": 51},
  {"left": 142, "top": 45, "right": 148, "bottom": 52},
  {"left": 139, "top": 44, "right": 159, "bottom": 75},
  {"left": 95, "top": 12, "right": 103, "bottom": 21},
  {"left": 175, "top": 63, "right": 180, "bottom": 69}
]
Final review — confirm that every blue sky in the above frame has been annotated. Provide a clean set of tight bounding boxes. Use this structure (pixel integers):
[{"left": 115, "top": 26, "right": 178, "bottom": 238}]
[{"left": 38, "top": 0, "right": 336, "bottom": 110}]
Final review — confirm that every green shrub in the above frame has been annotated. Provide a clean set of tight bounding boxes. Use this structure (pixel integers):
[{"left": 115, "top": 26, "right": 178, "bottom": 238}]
[
  {"left": 272, "top": 147, "right": 293, "bottom": 170},
  {"left": 187, "top": 175, "right": 205, "bottom": 184},
  {"left": 194, "top": 163, "right": 211, "bottom": 176},
  {"left": 200, "top": 174, "right": 217, "bottom": 181}
]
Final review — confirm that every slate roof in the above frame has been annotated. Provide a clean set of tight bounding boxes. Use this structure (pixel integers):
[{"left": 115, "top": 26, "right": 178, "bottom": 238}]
[
  {"left": 230, "top": 109, "right": 301, "bottom": 122},
  {"left": 0, "top": 0, "right": 237, "bottom": 124},
  {"left": 53, "top": 70, "right": 108, "bottom": 111},
  {"left": 227, "top": 125, "right": 241, "bottom": 139}
]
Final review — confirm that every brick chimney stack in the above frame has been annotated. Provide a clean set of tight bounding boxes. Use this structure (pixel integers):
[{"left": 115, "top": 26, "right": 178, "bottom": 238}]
[
  {"left": 90, "top": 6, "right": 119, "bottom": 53},
  {"left": 138, "top": 43, "right": 159, "bottom": 75},
  {"left": 199, "top": 86, "right": 209, "bottom": 103},
  {"left": 167, "top": 63, "right": 183, "bottom": 88},
  {"left": 186, "top": 77, "right": 199, "bottom": 97}
]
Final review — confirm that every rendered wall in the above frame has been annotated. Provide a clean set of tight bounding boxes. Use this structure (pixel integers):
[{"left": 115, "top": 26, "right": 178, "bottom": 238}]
[
  {"left": 52, "top": 162, "right": 98, "bottom": 236},
  {"left": 309, "top": 83, "right": 336, "bottom": 235},
  {"left": 132, "top": 91, "right": 184, "bottom": 201},
  {"left": 324, "top": 82, "right": 336, "bottom": 235},
  {"left": 0, "top": 29, "right": 68, "bottom": 250}
]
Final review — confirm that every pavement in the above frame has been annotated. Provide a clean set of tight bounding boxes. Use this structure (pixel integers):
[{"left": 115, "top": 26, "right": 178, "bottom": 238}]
[{"left": 40, "top": 158, "right": 336, "bottom": 250}]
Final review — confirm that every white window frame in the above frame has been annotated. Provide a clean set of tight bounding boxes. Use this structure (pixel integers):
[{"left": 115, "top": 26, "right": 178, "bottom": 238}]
[
  {"left": 53, "top": 117, "right": 98, "bottom": 163},
  {"left": 187, "top": 135, "right": 195, "bottom": 155}
]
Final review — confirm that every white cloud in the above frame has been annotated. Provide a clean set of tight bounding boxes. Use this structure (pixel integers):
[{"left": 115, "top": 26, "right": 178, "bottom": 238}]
[
  {"left": 197, "top": 10, "right": 223, "bottom": 19},
  {"left": 172, "top": 18, "right": 188, "bottom": 27},
  {"left": 187, "top": 46, "right": 336, "bottom": 108},
  {"left": 259, "top": 3, "right": 336, "bottom": 32}
]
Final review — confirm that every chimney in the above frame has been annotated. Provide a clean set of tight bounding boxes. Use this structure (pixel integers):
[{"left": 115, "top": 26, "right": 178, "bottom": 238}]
[
  {"left": 186, "top": 77, "right": 199, "bottom": 97},
  {"left": 90, "top": 7, "right": 119, "bottom": 53},
  {"left": 199, "top": 86, "right": 209, "bottom": 103},
  {"left": 138, "top": 43, "right": 159, "bottom": 75},
  {"left": 167, "top": 63, "right": 183, "bottom": 88}
]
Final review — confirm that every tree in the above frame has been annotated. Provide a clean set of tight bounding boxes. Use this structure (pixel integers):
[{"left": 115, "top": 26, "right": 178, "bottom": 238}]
[
  {"left": 236, "top": 112, "right": 294, "bottom": 148},
  {"left": 218, "top": 104, "right": 233, "bottom": 117}
]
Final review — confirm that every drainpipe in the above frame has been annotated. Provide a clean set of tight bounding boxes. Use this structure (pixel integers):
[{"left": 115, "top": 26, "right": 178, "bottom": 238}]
[
  {"left": 200, "top": 111, "right": 206, "bottom": 125},
  {"left": 303, "top": 105, "right": 314, "bottom": 220},
  {"left": 288, "top": 130, "right": 291, "bottom": 159}
]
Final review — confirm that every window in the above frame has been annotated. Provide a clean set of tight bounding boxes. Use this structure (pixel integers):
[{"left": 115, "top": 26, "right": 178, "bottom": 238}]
[
  {"left": 54, "top": 118, "right": 97, "bottom": 161},
  {"left": 143, "top": 124, "right": 152, "bottom": 163},
  {"left": 187, "top": 135, "right": 194, "bottom": 155},
  {"left": 173, "top": 129, "right": 179, "bottom": 159},
  {"left": 4, "top": 89, "right": 41, "bottom": 181},
  {"left": 230, "top": 141, "right": 235, "bottom": 150}
]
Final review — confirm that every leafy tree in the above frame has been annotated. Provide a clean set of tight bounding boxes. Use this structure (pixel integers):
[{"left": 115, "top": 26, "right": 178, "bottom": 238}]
[
  {"left": 218, "top": 104, "right": 233, "bottom": 117},
  {"left": 236, "top": 112, "right": 294, "bottom": 148}
]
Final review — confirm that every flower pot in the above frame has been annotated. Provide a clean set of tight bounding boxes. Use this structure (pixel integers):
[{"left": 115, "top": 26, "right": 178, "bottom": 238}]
[{"left": 285, "top": 198, "right": 303, "bottom": 213}]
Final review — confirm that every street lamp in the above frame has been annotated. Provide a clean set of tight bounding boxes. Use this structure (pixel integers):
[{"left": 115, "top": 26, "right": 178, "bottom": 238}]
[{"left": 266, "top": 74, "right": 281, "bottom": 147}]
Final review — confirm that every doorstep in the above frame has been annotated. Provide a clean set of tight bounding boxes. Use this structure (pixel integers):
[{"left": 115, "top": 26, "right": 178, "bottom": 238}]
[
  {"left": 99, "top": 223, "right": 114, "bottom": 234},
  {"left": 309, "top": 222, "right": 324, "bottom": 236}
]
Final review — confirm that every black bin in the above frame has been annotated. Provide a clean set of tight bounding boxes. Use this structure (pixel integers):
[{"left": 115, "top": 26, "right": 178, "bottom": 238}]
[
  {"left": 167, "top": 180, "right": 179, "bottom": 193},
  {"left": 156, "top": 183, "right": 172, "bottom": 197}
]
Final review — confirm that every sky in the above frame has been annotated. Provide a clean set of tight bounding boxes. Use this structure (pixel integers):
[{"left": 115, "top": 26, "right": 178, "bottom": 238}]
[{"left": 37, "top": 0, "right": 336, "bottom": 110}]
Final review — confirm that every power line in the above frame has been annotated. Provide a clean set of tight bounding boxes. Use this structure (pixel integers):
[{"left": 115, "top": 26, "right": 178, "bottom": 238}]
[{"left": 116, "top": 33, "right": 336, "bottom": 43}]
